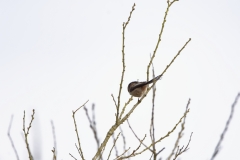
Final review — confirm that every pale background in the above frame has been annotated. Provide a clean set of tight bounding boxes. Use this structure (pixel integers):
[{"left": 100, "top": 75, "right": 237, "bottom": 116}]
[{"left": 0, "top": 0, "right": 240, "bottom": 159}]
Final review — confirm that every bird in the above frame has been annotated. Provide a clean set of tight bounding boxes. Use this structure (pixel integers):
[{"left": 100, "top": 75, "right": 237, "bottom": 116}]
[{"left": 127, "top": 75, "right": 161, "bottom": 97}]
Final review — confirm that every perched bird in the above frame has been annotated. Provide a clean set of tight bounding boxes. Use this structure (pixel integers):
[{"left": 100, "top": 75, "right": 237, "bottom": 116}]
[{"left": 127, "top": 75, "right": 161, "bottom": 97}]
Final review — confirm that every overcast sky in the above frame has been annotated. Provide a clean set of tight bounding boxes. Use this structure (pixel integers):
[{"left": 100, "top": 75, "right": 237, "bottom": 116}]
[{"left": 1, "top": 0, "right": 240, "bottom": 160}]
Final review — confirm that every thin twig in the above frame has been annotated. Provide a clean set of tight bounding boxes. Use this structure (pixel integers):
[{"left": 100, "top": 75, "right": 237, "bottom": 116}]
[
  {"left": 116, "top": 3, "right": 136, "bottom": 124},
  {"left": 23, "top": 109, "right": 35, "bottom": 160},
  {"left": 173, "top": 132, "right": 193, "bottom": 160},
  {"left": 8, "top": 115, "right": 20, "bottom": 160},
  {"left": 157, "top": 38, "right": 191, "bottom": 79},
  {"left": 92, "top": 5, "right": 136, "bottom": 160},
  {"left": 116, "top": 134, "right": 147, "bottom": 159},
  {"left": 111, "top": 94, "right": 118, "bottom": 109},
  {"left": 210, "top": 92, "right": 240, "bottom": 160},
  {"left": 119, "top": 96, "right": 133, "bottom": 120},
  {"left": 107, "top": 132, "right": 121, "bottom": 160},
  {"left": 120, "top": 109, "right": 190, "bottom": 159},
  {"left": 112, "top": 132, "right": 119, "bottom": 157},
  {"left": 51, "top": 120, "right": 57, "bottom": 158},
  {"left": 119, "top": 126, "right": 127, "bottom": 156},
  {"left": 114, "top": 147, "right": 131, "bottom": 160},
  {"left": 52, "top": 147, "right": 57, "bottom": 160},
  {"left": 150, "top": 61, "right": 157, "bottom": 159},
  {"left": 127, "top": 119, "right": 153, "bottom": 153},
  {"left": 167, "top": 99, "right": 191, "bottom": 160},
  {"left": 72, "top": 100, "right": 89, "bottom": 160},
  {"left": 69, "top": 153, "right": 77, "bottom": 160},
  {"left": 84, "top": 104, "right": 101, "bottom": 149},
  {"left": 147, "top": 0, "right": 179, "bottom": 81}
]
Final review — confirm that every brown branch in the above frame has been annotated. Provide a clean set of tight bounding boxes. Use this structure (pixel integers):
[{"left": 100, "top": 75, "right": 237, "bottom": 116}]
[
  {"left": 107, "top": 132, "right": 121, "bottom": 160},
  {"left": 52, "top": 147, "right": 57, "bottom": 160},
  {"left": 127, "top": 119, "right": 153, "bottom": 153},
  {"left": 93, "top": 4, "right": 190, "bottom": 160},
  {"left": 114, "top": 147, "right": 131, "bottom": 160},
  {"left": 120, "top": 38, "right": 191, "bottom": 124},
  {"left": 167, "top": 99, "right": 191, "bottom": 160},
  {"left": 112, "top": 132, "right": 119, "bottom": 157},
  {"left": 150, "top": 62, "right": 157, "bottom": 159},
  {"left": 23, "top": 109, "right": 35, "bottom": 160},
  {"left": 119, "top": 126, "right": 127, "bottom": 156},
  {"left": 51, "top": 120, "right": 57, "bottom": 158},
  {"left": 120, "top": 108, "right": 190, "bottom": 159},
  {"left": 111, "top": 94, "right": 118, "bottom": 109},
  {"left": 119, "top": 96, "right": 133, "bottom": 120},
  {"left": 147, "top": 0, "right": 179, "bottom": 81},
  {"left": 210, "top": 92, "right": 240, "bottom": 160},
  {"left": 157, "top": 38, "right": 191, "bottom": 79},
  {"left": 8, "top": 115, "right": 19, "bottom": 160},
  {"left": 116, "top": 3, "right": 136, "bottom": 124},
  {"left": 116, "top": 134, "right": 147, "bottom": 159},
  {"left": 94, "top": 37, "right": 191, "bottom": 160},
  {"left": 72, "top": 100, "right": 89, "bottom": 160},
  {"left": 92, "top": 5, "right": 136, "bottom": 160},
  {"left": 69, "top": 153, "right": 77, "bottom": 160},
  {"left": 173, "top": 132, "right": 193, "bottom": 160}
]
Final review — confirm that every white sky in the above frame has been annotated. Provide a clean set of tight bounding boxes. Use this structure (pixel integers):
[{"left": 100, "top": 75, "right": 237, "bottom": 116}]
[{"left": 1, "top": 0, "right": 240, "bottom": 159}]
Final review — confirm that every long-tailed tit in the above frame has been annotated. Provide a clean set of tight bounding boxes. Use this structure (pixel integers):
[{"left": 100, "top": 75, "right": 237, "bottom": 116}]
[{"left": 127, "top": 75, "right": 161, "bottom": 97}]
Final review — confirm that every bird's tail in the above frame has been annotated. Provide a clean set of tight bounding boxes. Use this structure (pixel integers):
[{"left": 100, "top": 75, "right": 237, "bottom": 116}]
[{"left": 146, "top": 75, "right": 162, "bottom": 85}]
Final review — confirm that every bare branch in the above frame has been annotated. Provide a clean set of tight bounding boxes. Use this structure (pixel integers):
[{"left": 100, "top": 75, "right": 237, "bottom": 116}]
[
  {"left": 173, "top": 132, "right": 193, "bottom": 160},
  {"left": 150, "top": 61, "right": 157, "bottom": 159},
  {"left": 51, "top": 120, "right": 57, "bottom": 158},
  {"left": 69, "top": 153, "right": 77, "bottom": 160},
  {"left": 119, "top": 126, "right": 127, "bottom": 156},
  {"left": 107, "top": 132, "right": 121, "bottom": 160},
  {"left": 127, "top": 119, "right": 153, "bottom": 153},
  {"left": 8, "top": 115, "right": 19, "bottom": 160},
  {"left": 72, "top": 100, "right": 89, "bottom": 160},
  {"left": 210, "top": 92, "right": 240, "bottom": 160},
  {"left": 111, "top": 94, "right": 118, "bottom": 109},
  {"left": 114, "top": 147, "right": 131, "bottom": 160},
  {"left": 120, "top": 108, "right": 190, "bottom": 159},
  {"left": 116, "top": 3, "right": 136, "bottom": 124},
  {"left": 23, "top": 109, "right": 35, "bottom": 160},
  {"left": 93, "top": 3, "right": 190, "bottom": 160},
  {"left": 112, "top": 132, "right": 119, "bottom": 157},
  {"left": 167, "top": 99, "right": 191, "bottom": 160},
  {"left": 52, "top": 147, "right": 57, "bottom": 160},
  {"left": 147, "top": 0, "right": 179, "bottom": 81},
  {"left": 116, "top": 134, "right": 147, "bottom": 159},
  {"left": 84, "top": 104, "right": 101, "bottom": 150}
]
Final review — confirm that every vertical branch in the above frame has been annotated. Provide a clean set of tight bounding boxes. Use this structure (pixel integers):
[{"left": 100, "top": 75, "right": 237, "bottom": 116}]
[
  {"left": 210, "top": 93, "right": 240, "bottom": 160},
  {"left": 8, "top": 115, "right": 20, "bottom": 160},
  {"left": 84, "top": 104, "right": 102, "bottom": 160},
  {"left": 72, "top": 100, "right": 89, "bottom": 160},
  {"left": 23, "top": 109, "right": 35, "bottom": 160},
  {"left": 147, "top": 0, "right": 179, "bottom": 81},
  {"left": 119, "top": 126, "right": 127, "bottom": 155},
  {"left": 111, "top": 132, "right": 119, "bottom": 158},
  {"left": 150, "top": 62, "right": 157, "bottom": 160},
  {"left": 107, "top": 133, "right": 121, "bottom": 160},
  {"left": 52, "top": 147, "right": 57, "bottom": 160},
  {"left": 116, "top": 3, "right": 136, "bottom": 124},
  {"left": 51, "top": 120, "right": 57, "bottom": 158}
]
